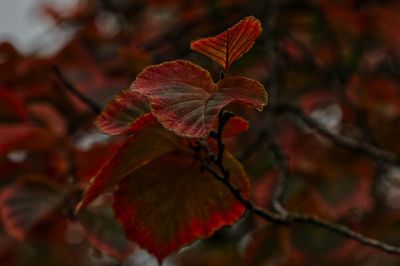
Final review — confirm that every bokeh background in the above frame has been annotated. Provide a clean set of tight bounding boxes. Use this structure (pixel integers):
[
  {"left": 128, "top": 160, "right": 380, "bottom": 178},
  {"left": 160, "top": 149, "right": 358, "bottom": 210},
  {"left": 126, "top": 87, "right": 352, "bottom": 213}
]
[{"left": 1, "top": 0, "right": 400, "bottom": 265}]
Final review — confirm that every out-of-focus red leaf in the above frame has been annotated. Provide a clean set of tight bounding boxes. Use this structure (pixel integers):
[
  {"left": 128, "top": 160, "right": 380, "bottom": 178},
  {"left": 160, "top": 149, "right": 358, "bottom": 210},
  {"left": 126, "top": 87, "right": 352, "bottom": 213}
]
[
  {"left": 133, "top": 60, "right": 267, "bottom": 138},
  {"left": 96, "top": 90, "right": 150, "bottom": 136},
  {"left": 191, "top": 16, "right": 262, "bottom": 69},
  {"left": 74, "top": 141, "right": 124, "bottom": 182},
  {"left": 0, "top": 177, "right": 66, "bottom": 240},
  {"left": 0, "top": 89, "right": 29, "bottom": 122},
  {"left": 221, "top": 116, "right": 249, "bottom": 138},
  {"left": 0, "top": 124, "right": 56, "bottom": 156},
  {"left": 78, "top": 207, "right": 135, "bottom": 259},
  {"left": 76, "top": 118, "right": 181, "bottom": 212},
  {"left": 113, "top": 151, "right": 249, "bottom": 261},
  {"left": 242, "top": 225, "right": 287, "bottom": 266},
  {"left": 28, "top": 103, "right": 68, "bottom": 137},
  {"left": 299, "top": 90, "right": 337, "bottom": 114}
]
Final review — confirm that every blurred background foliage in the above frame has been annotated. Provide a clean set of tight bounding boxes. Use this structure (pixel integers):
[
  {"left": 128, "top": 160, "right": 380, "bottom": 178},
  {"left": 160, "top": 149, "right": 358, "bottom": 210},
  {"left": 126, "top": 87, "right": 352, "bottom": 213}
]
[{"left": 0, "top": 0, "right": 400, "bottom": 265}]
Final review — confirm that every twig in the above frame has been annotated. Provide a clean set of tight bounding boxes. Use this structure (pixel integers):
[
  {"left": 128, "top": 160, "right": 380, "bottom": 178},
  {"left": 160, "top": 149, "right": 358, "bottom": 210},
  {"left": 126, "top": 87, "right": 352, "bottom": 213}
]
[
  {"left": 268, "top": 140, "right": 289, "bottom": 216},
  {"left": 288, "top": 213, "right": 400, "bottom": 254},
  {"left": 198, "top": 159, "right": 286, "bottom": 224},
  {"left": 52, "top": 65, "right": 101, "bottom": 115},
  {"left": 273, "top": 102, "right": 399, "bottom": 165},
  {"left": 203, "top": 158, "right": 400, "bottom": 254},
  {"left": 197, "top": 110, "right": 400, "bottom": 255}
]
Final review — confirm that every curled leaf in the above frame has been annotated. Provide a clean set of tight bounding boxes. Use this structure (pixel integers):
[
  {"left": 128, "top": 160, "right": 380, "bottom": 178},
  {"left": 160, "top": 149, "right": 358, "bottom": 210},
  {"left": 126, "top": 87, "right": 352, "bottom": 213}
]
[
  {"left": 96, "top": 90, "right": 150, "bottom": 136},
  {"left": 217, "top": 76, "right": 267, "bottom": 111}
]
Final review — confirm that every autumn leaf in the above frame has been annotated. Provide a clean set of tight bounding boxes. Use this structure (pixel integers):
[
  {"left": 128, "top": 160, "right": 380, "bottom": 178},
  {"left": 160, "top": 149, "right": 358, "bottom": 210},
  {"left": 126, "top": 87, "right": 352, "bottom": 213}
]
[
  {"left": 96, "top": 90, "right": 150, "bottom": 136},
  {"left": 217, "top": 75, "right": 268, "bottom": 111},
  {"left": 220, "top": 116, "right": 249, "bottom": 139},
  {"left": 113, "top": 150, "right": 249, "bottom": 261},
  {"left": 78, "top": 206, "right": 135, "bottom": 259},
  {"left": 190, "top": 16, "right": 262, "bottom": 70},
  {"left": 0, "top": 89, "right": 29, "bottom": 122},
  {"left": 0, "top": 177, "right": 66, "bottom": 240},
  {"left": 132, "top": 60, "right": 267, "bottom": 138},
  {"left": 76, "top": 117, "right": 181, "bottom": 212},
  {"left": 0, "top": 124, "right": 56, "bottom": 156}
]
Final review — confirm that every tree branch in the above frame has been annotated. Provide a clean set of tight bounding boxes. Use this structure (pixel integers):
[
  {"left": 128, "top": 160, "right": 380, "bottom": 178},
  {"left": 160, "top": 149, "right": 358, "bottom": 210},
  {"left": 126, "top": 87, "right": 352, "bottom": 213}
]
[
  {"left": 268, "top": 140, "right": 289, "bottom": 216},
  {"left": 52, "top": 65, "right": 101, "bottom": 115},
  {"left": 273, "top": 102, "right": 399, "bottom": 165},
  {"left": 197, "top": 110, "right": 400, "bottom": 256}
]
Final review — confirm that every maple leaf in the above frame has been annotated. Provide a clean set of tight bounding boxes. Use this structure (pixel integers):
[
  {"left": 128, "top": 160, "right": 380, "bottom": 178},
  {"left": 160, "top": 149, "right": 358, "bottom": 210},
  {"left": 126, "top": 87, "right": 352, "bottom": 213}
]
[
  {"left": 190, "top": 16, "right": 262, "bottom": 70},
  {"left": 113, "top": 150, "right": 249, "bottom": 261},
  {"left": 96, "top": 90, "right": 150, "bottom": 136},
  {"left": 132, "top": 60, "right": 267, "bottom": 138}
]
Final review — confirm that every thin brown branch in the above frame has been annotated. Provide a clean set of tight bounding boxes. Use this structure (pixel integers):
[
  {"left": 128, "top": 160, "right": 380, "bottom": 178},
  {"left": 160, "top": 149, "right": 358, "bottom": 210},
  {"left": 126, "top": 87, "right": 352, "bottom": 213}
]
[
  {"left": 268, "top": 140, "right": 289, "bottom": 215},
  {"left": 52, "top": 65, "right": 101, "bottom": 115},
  {"left": 273, "top": 102, "right": 399, "bottom": 165},
  {"left": 198, "top": 110, "right": 400, "bottom": 256}
]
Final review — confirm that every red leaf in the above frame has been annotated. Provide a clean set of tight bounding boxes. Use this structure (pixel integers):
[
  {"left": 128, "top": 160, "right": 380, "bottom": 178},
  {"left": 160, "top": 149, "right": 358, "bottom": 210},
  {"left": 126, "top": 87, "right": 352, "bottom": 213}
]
[
  {"left": 0, "top": 89, "right": 29, "bottom": 122},
  {"left": 0, "top": 124, "right": 56, "bottom": 157},
  {"left": 113, "top": 151, "right": 249, "bottom": 261},
  {"left": 96, "top": 90, "right": 150, "bottom": 136},
  {"left": 78, "top": 207, "right": 135, "bottom": 259},
  {"left": 190, "top": 16, "right": 262, "bottom": 69},
  {"left": 133, "top": 60, "right": 267, "bottom": 138},
  {"left": 76, "top": 117, "right": 181, "bottom": 212},
  {"left": 0, "top": 178, "right": 66, "bottom": 240},
  {"left": 221, "top": 116, "right": 249, "bottom": 139},
  {"left": 28, "top": 103, "right": 68, "bottom": 137},
  {"left": 74, "top": 141, "right": 124, "bottom": 182},
  {"left": 217, "top": 76, "right": 267, "bottom": 111}
]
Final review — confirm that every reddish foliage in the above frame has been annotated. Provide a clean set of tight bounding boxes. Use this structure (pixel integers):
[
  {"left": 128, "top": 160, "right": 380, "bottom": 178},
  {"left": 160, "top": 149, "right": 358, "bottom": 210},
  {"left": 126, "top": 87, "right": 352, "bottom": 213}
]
[
  {"left": 114, "top": 151, "right": 249, "bottom": 261},
  {"left": 1, "top": 0, "right": 400, "bottom": 264},
  {"left": 96, "top": 90, "right": 150, "bottom": 136},
  {"left": 132, "top": 60, "right": 266, "bottom": 137},
  {"left": 191, "top": 16, "right": 262, "bottom": 70}
]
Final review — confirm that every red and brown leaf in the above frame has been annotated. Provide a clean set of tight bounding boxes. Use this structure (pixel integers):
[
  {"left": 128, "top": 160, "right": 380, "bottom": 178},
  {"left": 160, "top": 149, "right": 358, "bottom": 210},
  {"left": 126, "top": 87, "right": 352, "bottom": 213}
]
[
  {"left": 217, "top": 76, "right": 267, "bottom": 111},
  {"left": 113, "top": 151, "right": 249, "bottom": 261},
  {"left": 133, "top": 60, "right": 267, "bottom": 138},
  {"left": 221, "top": 116, "right": 249, "bottom": 139},
  {"left": 0, "top": 177, "right": 66, "bottom": 240},
  {"left": 76, "top": 117, "right": 181, "bottom": 212},
  {"left": 96, "top": 90, "right": 150, "bottom": 136},
  {"left": 0, "top": 124, "right": 56, "bottom": 157},
  {"left": 78, "top": 207, "right": 135, "bottom": 259},
  {"left": 190, "top": 16, "right": 262, "bottom": 69}
]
